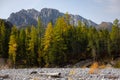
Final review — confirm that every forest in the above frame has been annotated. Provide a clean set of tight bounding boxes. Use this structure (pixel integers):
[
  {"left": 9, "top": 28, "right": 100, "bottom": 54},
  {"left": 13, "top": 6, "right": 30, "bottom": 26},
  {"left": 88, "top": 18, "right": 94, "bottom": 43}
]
[{"left": 0, "top": 14, "right": 120, "bottom": 68}]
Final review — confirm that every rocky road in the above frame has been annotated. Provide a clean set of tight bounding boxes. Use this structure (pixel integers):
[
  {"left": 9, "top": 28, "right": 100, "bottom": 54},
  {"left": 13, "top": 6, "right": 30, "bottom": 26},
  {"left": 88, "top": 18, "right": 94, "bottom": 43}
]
[{"left": 0, "top": 68, "right": 120, "bottom": 80}]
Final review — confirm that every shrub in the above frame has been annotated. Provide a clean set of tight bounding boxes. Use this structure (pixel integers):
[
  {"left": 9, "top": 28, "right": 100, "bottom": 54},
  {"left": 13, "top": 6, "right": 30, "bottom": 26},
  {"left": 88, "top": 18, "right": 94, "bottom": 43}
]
[{"left": 114, "top": 60, "right": 120, "bottom": 68}]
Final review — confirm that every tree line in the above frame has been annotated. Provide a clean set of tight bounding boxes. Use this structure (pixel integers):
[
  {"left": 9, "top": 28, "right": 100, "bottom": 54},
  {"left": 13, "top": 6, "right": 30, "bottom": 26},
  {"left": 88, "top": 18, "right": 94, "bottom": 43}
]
[{"left": 0, "top": 15, "right": 120, "bottom": 67}]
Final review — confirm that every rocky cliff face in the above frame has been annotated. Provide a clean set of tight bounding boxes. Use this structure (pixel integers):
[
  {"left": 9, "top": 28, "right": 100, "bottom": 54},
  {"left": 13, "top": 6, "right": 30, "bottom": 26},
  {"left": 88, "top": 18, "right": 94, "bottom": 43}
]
[
  {"left": 39, "top": 8, "right": 64, "bottom": 26},
  {"left": 7, "top": 8, "right": 98, "bottom": 28},
  {"left": 7, "top": 9, "right": 39, "bottom": 28}
]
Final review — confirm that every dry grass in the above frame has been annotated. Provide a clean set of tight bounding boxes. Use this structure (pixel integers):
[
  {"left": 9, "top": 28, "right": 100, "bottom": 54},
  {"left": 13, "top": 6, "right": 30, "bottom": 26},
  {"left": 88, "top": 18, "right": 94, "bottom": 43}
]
[
  {"left": 89, "top": 62, "right": 99, "bottom": 74},
  {"left": 99, "top": 64, "right": 106, "bottom": 69}
]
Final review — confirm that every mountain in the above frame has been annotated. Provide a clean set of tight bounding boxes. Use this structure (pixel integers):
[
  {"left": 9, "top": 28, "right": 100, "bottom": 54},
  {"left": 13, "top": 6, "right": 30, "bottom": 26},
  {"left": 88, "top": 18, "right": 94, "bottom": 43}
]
[
  {"left": 7, "top": 9, "right": 39, "bottom": 28},
  {"left": 7, "top": 8, "right": 98, "bottom": 28},
  {"left": 97, "top": 22, "right": 113, "bottom": 30}
]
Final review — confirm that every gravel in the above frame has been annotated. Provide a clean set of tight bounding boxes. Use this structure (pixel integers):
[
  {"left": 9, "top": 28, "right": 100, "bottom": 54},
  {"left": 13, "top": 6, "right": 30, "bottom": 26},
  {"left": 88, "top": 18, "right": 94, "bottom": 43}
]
[{"left": 0, "top": 68, "right": 120, "bottom": 80}]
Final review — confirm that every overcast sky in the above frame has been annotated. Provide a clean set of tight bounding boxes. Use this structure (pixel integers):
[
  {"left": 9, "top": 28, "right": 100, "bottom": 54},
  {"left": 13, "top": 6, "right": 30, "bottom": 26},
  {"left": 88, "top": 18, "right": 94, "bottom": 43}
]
[{"left": 0, "top": 0, "right": 120, "bottom": 24}]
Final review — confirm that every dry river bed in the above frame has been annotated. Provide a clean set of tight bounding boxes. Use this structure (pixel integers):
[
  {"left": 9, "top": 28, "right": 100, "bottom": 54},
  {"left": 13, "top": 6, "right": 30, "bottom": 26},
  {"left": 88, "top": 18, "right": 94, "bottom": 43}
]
[{"left": 0, "top": 68, "right": 120, "bottom": 80}]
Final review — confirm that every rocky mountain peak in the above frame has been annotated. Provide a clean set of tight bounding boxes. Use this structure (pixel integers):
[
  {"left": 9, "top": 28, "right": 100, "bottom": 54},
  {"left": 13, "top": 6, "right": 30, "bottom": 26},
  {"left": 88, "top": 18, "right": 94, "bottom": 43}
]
[
  {"left": 40, "top": 8, "right": 60, "bottom": 13},
  {"left": 7, "top": 8, "right": 98, "bottom": 28}
]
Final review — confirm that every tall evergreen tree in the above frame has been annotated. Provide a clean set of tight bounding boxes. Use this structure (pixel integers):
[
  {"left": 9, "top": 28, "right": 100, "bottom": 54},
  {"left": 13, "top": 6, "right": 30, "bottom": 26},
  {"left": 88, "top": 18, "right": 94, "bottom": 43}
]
[
  {"left": 0, "top": 20, "right": 6, "bottom": 57},
  {"left": 50, "top": 17, "right": 68, "bottom": 66},
  {"left": 17, "top": 29, "right": 26, "bottom": 65},
  {"left": 88, "top": 27, "right": 99, "bottom": 60},
  {"left": 98, "top": 29, "right": 110, "bottom": 59},
  {"left": 25, "top": 27, "right": 31, "bottom": 66},
  {"left": 37, "top": 18, "right": 45, "bottom": 67},
  {"left": 110, "top": 19, "right": 120, "bottom": 58}
]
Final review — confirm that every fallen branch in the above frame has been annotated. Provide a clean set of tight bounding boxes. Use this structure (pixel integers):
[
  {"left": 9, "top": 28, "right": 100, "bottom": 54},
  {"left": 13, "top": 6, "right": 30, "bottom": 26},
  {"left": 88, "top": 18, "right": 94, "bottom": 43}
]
[{"left": 38, "top": 72, "right": 61, "bottom": 78}]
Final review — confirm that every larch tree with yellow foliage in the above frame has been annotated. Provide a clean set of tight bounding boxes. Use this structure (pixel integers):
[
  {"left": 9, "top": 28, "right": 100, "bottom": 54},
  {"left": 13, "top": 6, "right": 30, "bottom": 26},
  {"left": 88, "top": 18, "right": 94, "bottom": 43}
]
[
  {"left": 8, "top": 26, "right": 18, "bottom": 67},
  {"left": 28, "top": 26, "right": 38, "bottom": 66},
  {"left": 43, "top": 22, "right": 54, "bottom": 66}
]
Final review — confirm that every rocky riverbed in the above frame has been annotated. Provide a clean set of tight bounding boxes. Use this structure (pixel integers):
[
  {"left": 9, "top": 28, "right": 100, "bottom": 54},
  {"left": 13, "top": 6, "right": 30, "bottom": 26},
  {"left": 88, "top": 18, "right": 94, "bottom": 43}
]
[{"left": 0, "top": 68, "right": 120, "bottom": 80}]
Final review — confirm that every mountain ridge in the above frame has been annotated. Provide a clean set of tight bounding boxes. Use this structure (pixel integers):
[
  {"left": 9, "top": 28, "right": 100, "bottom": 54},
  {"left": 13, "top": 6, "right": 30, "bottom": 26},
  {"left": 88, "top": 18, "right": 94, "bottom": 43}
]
[{"left": 7, "top": 8, "right": 98, "bottom": 28}]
